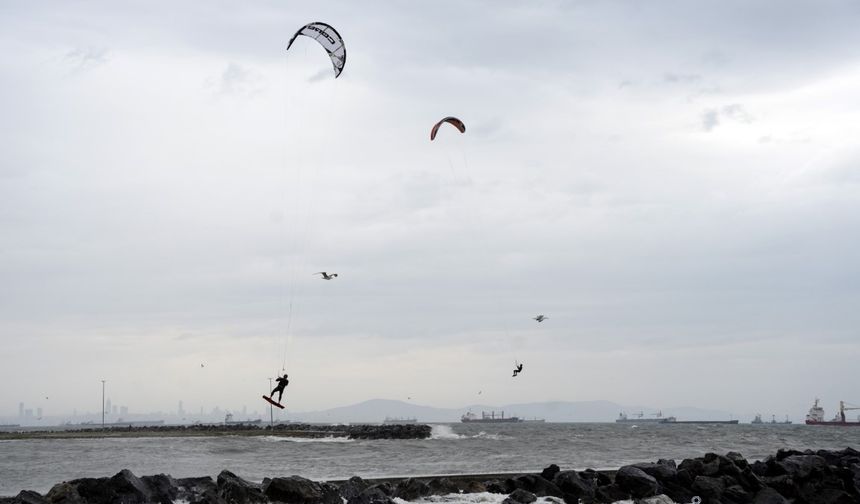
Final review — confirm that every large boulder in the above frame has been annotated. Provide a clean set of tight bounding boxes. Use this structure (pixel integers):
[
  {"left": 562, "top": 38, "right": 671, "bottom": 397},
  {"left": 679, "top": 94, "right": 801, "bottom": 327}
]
[
  {"left": 637, "top": 496, "right": 675, "bottom": 504},
  {"left": 593, "top": 484, "right": 629, "bottom": 503},
  {"left": 501, "top": 489, "right": 536, "bottom": 504},
  {"left": 60, "top": 478, "right": 114, "bottom": 504},
  {"left": 217, "top": 470, "right": 266, "bottom": 503},
  {"left": 659, "top": 479, "right": 697, "bottom": 504},
  {"left": 615, "top": 466, "right": 659, "bottom": 498},
  {"left": 722, "top": 484, "right": 751, "bottom": 504},
  {"left": 140, "top": 474, "right": 178, "bottom": 504},
  {"left": 175, "top": 476, "right": 222, "bottom": 504},
  {"left": 760, "top": 475, "right": 796, "bottom": 499},
  {"left": 632, "top": 463, "right": 677, "bottom": 481},
  {"left": 797, "top": 484, "right": 855, "bottom": 504},
  {"left": 777, "top": 455, "right": 828, "bottom": 480},
  {"left": 108, "top": 469, "right": 152, "bottom": 503},
  {"left": 44, "top": 482, "right": 86, "bottom": 504},
  {"left": 552, "top": 471, "right": 594, "bottom": 500},
  {"left": 337, "top": 476, "right": 368, "bottom": 502},
  {"left": 346, "top": 487, "right": 394, "bottom": 504},
  {"left": 426, "top": 478, "right": 459, "bottom": 495},
  {"left": 691, "top": 475, "right": 725, "bottom": 502},
  {"left": 392, "top": 479, "right": 429, "bottom": 501},
  {"left": 775, "top": 449, "right": 805, "bottom": 461},
  {"left": 465, "top": 481, "right": 487, "bottom": 494},
  {"left": 6, "top": 491, "right": 48, "bottom": 504},
  {"left": 506, "top": 475, "right": 562, "bottom": 498},
  {"left": 726, "top": 452, "right": 749, "bottom": 470},
  {"left": 264, "top": 476, "right": 340, "bottom": 504},
  {"left": 752, "top": 487, "right": 789, "bottom": 504},
  {"left": 540, "top": 464, "right": 560, "bottom": 482}
]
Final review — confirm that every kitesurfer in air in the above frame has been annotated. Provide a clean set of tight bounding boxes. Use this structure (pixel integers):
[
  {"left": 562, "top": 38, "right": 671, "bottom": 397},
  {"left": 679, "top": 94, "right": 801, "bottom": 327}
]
[
  {"left": 270, "top": 374, "right": 289, "bottom": 403},
  {"left": 512, "top": 362, "right": 523, "bottom": 377}
]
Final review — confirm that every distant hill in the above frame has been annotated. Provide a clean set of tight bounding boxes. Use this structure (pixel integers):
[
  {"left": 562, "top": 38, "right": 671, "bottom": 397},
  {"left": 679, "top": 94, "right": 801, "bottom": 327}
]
[{"left": 284, "top": 399, "right": 735, "bottom": 423}]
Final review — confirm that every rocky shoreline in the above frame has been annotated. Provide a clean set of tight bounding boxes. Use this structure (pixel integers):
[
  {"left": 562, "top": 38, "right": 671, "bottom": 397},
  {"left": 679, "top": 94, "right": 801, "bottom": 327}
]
[
  {"left": 0, "top": 423, "right": 432, "bottom": 441},
  {"left": 2, "top": 447, "right": 858, "bottom": 503}
]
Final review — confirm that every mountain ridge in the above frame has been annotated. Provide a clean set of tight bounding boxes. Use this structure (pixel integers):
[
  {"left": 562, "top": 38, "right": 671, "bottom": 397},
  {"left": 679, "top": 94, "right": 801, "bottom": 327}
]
[{"left": 284, "top": 399, "right": 737, "bottom": 423}]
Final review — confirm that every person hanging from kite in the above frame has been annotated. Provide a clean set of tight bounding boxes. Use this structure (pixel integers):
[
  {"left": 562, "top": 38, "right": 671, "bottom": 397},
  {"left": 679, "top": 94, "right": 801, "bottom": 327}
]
[
  {"left": 512, "top": 362, "right": 523, "bottom": 377},
  {"left": 269, "top": 374, "right": 290, "bottom": 403}
]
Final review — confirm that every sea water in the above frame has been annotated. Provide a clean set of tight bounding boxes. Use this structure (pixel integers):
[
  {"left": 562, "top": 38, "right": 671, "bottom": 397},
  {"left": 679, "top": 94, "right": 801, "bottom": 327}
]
[{"left": 1, "top": 422, "right": 858, "bottom": 498}]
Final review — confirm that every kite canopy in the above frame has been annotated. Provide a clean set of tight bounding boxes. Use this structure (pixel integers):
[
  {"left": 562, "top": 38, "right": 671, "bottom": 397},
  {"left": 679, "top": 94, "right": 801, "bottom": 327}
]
[
  {"left": 430, "top": 117, "right": 466, "bottom": 141},
  {"left": 287, "top": 22, "right": 346, "bottom": 78}
]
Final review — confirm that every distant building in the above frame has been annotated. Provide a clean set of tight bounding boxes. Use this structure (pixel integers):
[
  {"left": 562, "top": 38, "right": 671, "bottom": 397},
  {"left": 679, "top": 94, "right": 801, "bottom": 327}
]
[
  {"left": 112, "top": 405, "right": 118, "bottom": 415},
  {"left": 106, "top": 399, "right": 112, "bottom": 415},
  {"left": 37, "top": 407, "right": 43, "bottom": 419},
  {"left": 120, "top": 406, "right": 128, "bottom": 416},
  {"left": 178, "top": 400, "right": 185, "bottom": 416},
  {"left": 18, "top": 402, "right": 24, "bottom": 418}
]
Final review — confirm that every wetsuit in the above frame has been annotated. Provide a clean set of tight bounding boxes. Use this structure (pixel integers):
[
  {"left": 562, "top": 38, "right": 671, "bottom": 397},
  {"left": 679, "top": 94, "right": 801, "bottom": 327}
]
[
  {"left": 271, "top": 375, "right": 289, "bottom": 402},
  {"left": 512, "top": 364, "right": 523, "bottom": 377}
]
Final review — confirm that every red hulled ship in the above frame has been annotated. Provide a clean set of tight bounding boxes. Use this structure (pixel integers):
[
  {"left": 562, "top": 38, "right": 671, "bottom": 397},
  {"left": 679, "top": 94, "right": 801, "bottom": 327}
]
[{"left": 805, "top": 398, "right": 860, "bottom": 426}]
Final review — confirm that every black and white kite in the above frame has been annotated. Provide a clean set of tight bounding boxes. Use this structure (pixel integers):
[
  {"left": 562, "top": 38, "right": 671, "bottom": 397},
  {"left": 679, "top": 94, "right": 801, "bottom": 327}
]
[{"left": 287, "top": 22, "right": 346, "bottom": 78}]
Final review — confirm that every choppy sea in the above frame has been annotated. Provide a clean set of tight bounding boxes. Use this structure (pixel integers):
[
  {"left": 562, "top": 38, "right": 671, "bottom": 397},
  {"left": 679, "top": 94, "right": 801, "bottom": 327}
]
[{"left": 2, "top": 422, "right": 859, "bottom": 499}]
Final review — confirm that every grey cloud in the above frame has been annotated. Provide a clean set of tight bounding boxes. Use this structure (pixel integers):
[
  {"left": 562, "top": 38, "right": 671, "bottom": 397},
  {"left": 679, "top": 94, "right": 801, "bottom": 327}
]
[
  {"left": 701, "top": 103, "right": 753, "bottom": 131},
  {"left": 3, "top": 0, "right": 860, "bottom": 415},
  {"left": 722, "top": 103, "right": 753, "bottom": 123},
  {"left": 664, "top": 72, "right": 701, "bottom": 83},
  {"left": 702, "top": 109, "right": 720, "bottom": 131},
  {"left": 219, "top": 62, "right": 263, "bottom": 96},
  {"left": 63, "top": 47, "right": 109, "bottom": 71}
]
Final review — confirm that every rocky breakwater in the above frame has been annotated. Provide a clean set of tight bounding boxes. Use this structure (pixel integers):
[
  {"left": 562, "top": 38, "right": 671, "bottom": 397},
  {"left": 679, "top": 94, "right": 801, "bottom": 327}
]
[
  {"left": 2, "top": 447, "right": 858, "bottom": 504},
  {"left": 270, "top": 423, "right": 432, "bottom": 440},
  {"left": 0, "top": 423, "right": 432, "bottom": 441}
]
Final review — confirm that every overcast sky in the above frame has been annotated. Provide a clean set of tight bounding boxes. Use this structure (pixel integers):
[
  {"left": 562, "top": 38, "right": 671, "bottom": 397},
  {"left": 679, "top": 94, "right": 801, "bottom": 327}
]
[{"left": 2, "top": 1, "right": 860, "bottom": 419}]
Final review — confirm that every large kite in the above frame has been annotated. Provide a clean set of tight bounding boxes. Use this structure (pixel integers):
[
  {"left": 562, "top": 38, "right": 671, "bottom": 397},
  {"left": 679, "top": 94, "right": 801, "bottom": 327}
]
[
  {"left": 287, "top": 22, "right": 346, "bottom": 78},
  {"left": 430, "top": 117, "right": 466, "bottom": 141}
]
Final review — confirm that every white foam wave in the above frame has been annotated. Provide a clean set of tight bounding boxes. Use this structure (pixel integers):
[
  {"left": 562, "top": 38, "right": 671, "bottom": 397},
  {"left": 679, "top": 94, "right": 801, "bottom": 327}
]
[
  {"left": 261, "top": 435, "right": 353, "bottom": 443},
  {"left": 429, "top": 425, "right": 465, "bottom": 440},
  {"left": 429, "top": 425, "right": 510, "bottom": 440},
  {"left": 472, "top": 431, "right": 510, "bottom": 440}
]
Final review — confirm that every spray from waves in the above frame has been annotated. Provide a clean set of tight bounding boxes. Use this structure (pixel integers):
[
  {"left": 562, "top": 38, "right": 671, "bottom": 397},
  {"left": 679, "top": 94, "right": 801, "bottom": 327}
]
[
  {"left": 429, "top": 425, "right": 510, "bottom": 441},
  {"left": 430, "top": 425, "right": 465, "bottom": 440},
  {"left": 261, "top": 435, "right": 354, "bottom": 443}
]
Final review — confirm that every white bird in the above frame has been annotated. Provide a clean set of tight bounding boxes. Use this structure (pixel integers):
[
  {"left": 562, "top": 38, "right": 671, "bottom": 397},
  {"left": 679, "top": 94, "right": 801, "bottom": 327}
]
[
  {"left": 314, "top": 272, "right": 339, "bottom": 280},
  {"left": 533, "top": 314, "right": 548, "bottom": 322}
]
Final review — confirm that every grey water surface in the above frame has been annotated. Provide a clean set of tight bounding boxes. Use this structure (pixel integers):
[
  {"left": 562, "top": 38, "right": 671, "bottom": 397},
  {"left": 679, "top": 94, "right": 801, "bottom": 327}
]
[{"left": 2, "top": 422, "right": 859, "bottom": 496}]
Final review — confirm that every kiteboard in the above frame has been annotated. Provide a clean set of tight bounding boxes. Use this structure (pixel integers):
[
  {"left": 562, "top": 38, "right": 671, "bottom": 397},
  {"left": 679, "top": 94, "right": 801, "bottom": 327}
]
[{"left": 262, "top": 395, "right": 285, "bottom": 409}]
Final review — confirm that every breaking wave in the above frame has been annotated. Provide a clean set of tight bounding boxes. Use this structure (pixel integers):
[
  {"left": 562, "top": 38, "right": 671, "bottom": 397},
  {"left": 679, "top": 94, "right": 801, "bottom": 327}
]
[{"left": 429, "top": 425, "right": 509, "bottom": 440}]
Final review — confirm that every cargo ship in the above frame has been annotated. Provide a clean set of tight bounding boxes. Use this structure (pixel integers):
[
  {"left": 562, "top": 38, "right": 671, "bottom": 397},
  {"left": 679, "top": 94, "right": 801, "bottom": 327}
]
[
  {"left": 224, "top": 413, "right": 262, "bottom": 426},
  {"left": 616, "top": 411, "right": 737, "bottom": 424},
  {"left": 461, "top": 410, "right": 521, "bottom": 423},
  {"left": 616, "top": 411, "right": 676, "bottom": 424},
  {"left": 383, "top": 417, "right": 418, "bottom": 424},
  {"left": 805, "top": 398, "right": 860, "bottom": 426}
]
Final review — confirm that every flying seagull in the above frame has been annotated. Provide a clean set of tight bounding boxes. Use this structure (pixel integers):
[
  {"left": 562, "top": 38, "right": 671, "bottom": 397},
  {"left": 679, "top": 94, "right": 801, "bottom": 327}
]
[
  {"left": 314, "top": 272, "right": 339, "bottom": 280},
  {"left": 533, "top": 314, "right": 548, "bottom": 322}
]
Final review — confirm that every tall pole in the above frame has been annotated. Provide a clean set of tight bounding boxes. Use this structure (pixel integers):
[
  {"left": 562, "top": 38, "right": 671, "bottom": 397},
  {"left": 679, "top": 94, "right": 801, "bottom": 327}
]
[
  {"left": 101, "top": 380, "right": 106, "bottom": 429},
  {"left": 268, "top": 378, "right": 274, "bottom": 429}
]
